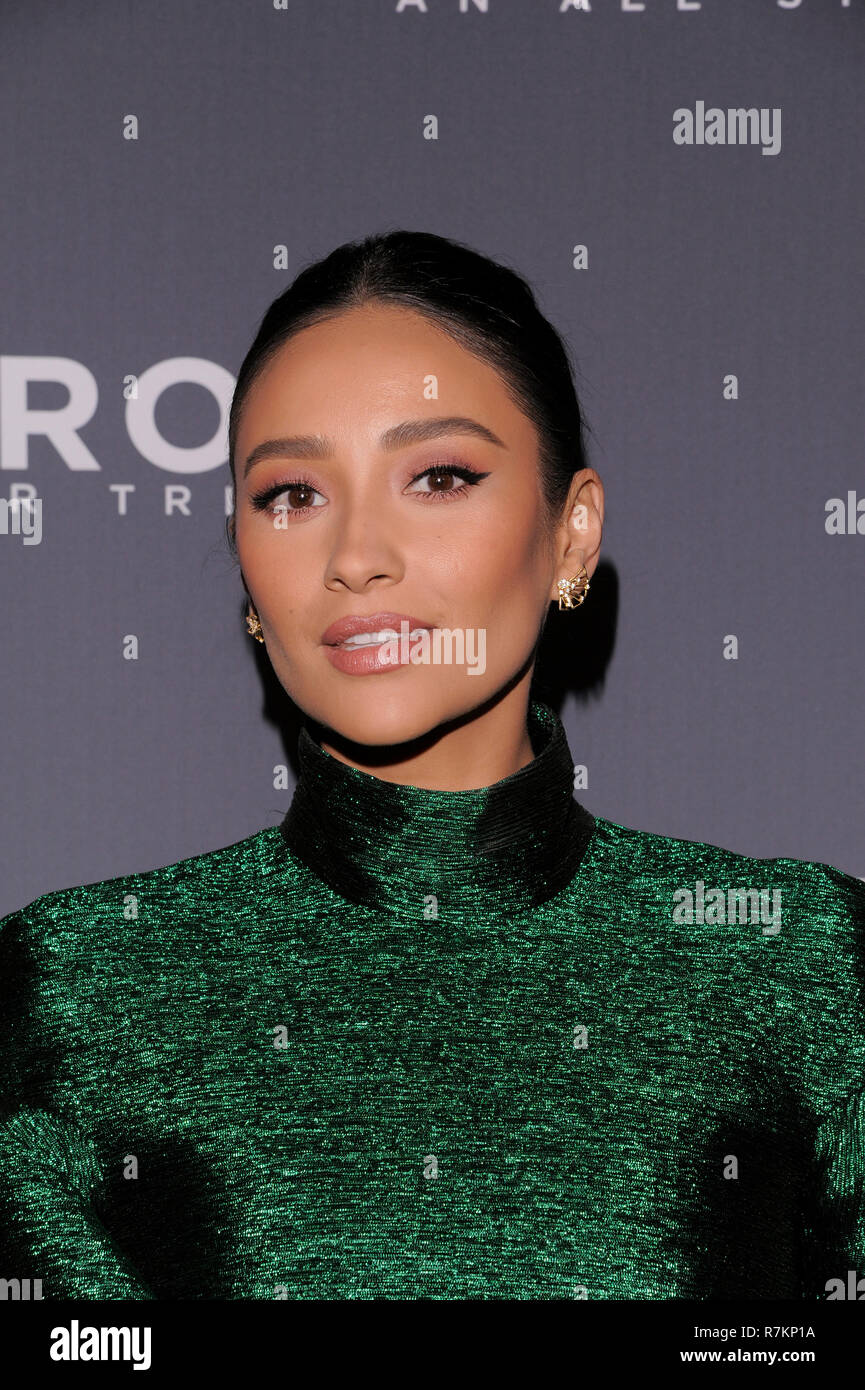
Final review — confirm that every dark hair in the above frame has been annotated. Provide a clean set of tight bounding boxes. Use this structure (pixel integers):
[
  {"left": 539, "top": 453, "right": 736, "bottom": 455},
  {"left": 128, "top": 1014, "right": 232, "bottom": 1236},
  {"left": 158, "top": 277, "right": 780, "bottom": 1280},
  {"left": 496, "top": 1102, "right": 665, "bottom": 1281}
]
[{"left": 226, "top": 229, "right": 593, "bottom": 555}]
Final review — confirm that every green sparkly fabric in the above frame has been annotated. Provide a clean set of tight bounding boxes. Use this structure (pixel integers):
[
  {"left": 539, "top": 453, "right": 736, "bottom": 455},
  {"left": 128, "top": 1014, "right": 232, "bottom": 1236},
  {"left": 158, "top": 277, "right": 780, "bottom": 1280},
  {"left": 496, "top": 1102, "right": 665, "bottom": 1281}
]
[{"left": 1, "top": 699, "right": 863, "bottom": 1300}]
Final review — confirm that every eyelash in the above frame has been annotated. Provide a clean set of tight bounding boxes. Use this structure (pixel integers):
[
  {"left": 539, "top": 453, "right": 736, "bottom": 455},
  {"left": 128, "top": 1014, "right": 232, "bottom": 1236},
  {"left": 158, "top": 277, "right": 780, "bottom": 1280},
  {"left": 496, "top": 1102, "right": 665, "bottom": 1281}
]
[{"left": 249, "top": 462, "right": 488, "bottom": 517}]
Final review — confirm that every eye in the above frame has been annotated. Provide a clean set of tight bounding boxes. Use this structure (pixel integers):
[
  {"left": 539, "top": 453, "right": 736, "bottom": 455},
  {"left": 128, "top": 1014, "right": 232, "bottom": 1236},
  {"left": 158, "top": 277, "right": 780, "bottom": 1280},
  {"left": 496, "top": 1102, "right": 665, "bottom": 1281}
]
[
  {"left": 249, "top": 479, "right": 326, "bottom": 517},
  {"left": 248, "top": 461, "right": 490, "bottom": 519},
  {"left": 406, "top": 463, "right": 489, "bottom": 501}
]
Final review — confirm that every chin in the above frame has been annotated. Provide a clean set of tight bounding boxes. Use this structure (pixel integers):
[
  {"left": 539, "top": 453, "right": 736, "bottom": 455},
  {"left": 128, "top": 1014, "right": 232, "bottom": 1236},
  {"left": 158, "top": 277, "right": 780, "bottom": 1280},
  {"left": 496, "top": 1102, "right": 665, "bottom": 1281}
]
[{"left": 302, "top": 676, "right": 496, "bottom": 752}]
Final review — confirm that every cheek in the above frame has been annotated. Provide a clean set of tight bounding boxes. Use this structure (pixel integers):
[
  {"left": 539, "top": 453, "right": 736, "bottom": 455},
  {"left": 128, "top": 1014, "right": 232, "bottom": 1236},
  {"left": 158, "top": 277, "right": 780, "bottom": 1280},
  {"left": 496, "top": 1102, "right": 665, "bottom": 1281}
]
[
  {"left": 447, "top": 517, "right": 549, "bottom": 645},
  {"left": 236, "top": 523, "right": 304, "bottom": 594},
  {"left": 448, "top": 505, "right": 548, "bottom": 594}
]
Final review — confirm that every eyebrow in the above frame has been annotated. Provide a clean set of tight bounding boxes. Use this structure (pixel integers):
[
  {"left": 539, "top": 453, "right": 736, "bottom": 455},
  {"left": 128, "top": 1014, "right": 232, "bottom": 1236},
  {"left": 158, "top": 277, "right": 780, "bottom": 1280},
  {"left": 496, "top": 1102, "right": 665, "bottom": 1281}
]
[{"left": 242, "top": 416, "right": 507, "bottom": 480}]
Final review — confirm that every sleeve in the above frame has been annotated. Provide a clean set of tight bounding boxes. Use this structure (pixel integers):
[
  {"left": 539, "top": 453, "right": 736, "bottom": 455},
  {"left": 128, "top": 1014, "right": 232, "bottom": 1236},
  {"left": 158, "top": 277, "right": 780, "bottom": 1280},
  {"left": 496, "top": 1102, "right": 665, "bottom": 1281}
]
[
  {"left": 812, "top": 1087, "right": 865, "bottom": 1294},
  {"left": 0, "top": 908, "right": 155, "bottom": 1299},
  {"left": 799, "top": 865, "right": 865, "bottom": 1298}
]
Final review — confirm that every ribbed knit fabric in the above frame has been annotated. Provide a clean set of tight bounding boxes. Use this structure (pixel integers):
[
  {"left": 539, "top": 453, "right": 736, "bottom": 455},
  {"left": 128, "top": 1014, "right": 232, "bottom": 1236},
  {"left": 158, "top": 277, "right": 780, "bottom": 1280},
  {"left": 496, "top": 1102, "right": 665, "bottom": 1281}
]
[{"left": 0, "top": 699, "right": 863, "bottom": 1300}]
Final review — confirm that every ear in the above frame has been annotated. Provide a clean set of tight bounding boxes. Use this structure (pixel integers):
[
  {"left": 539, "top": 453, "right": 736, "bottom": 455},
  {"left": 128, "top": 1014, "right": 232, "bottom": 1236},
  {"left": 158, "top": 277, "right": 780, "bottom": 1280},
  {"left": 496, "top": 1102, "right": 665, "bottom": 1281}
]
[{"left": 548, "top": 468, "right": 604, "bottom": 604}]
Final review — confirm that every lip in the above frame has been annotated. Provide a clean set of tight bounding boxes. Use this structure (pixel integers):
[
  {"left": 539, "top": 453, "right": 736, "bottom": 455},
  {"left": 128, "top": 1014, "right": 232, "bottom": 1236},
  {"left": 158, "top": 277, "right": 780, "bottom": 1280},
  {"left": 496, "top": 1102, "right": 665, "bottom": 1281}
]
[
  {"left": 320, "top": 611, "right": 436, "bottom": 678},
  {"left": 320, "top": 612, "right": 435, "bottom": 647}
]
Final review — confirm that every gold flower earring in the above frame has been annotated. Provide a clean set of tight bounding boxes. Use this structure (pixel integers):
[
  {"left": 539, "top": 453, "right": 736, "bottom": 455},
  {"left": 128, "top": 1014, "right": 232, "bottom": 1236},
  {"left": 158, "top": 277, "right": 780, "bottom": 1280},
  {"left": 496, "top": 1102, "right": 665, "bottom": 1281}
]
[
  {"left": 557, "top": 564, "right": 590, "bottom": 611},
  {"left": 245, "top": 607, "right": 265, "bottom": 643}
]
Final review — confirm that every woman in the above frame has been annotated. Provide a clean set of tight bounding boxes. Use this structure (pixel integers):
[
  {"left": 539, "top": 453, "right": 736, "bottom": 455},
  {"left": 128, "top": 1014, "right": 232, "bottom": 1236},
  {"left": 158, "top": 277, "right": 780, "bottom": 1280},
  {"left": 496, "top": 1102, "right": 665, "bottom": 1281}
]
[{"left": 1, "top": 230, "right": 862, "bottom": 1301}]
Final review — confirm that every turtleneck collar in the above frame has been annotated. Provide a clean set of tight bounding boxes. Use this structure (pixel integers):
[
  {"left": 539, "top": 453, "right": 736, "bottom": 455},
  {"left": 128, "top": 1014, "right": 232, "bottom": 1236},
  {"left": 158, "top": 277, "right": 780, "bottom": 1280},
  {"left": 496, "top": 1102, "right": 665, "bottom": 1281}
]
[{"left": 278, "top": 699, "right": 596, "bottom": 915}]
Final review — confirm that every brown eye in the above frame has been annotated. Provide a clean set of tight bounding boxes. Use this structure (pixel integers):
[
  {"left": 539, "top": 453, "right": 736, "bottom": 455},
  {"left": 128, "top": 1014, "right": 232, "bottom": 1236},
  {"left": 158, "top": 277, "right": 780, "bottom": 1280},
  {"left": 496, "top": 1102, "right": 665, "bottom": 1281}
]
[
  {"left": 249, "top": 478, "right": 327, "bottom": 516},
  {"left": 425, "top": 470, "right": 457, "bottom": 492},
  {"left": 286, "top": 484, "right": 315, "bottom": 509},
  {"left": 406, "top": 463, "right": 488, "bottom": 502}
]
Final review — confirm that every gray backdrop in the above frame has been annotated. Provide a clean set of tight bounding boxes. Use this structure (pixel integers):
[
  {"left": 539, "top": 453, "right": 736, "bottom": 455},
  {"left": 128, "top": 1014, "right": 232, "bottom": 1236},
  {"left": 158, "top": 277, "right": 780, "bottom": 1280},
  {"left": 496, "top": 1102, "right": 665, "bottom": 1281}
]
[{"left": 1, "top": 0, "right": 863, "bottom": 918}]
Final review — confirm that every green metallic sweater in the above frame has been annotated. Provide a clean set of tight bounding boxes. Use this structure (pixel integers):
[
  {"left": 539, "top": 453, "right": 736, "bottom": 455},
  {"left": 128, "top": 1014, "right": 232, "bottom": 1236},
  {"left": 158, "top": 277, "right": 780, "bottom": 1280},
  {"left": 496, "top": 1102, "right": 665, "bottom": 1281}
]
[{"left": 1, "top": 699, "right": 863, "bottom": 1300}]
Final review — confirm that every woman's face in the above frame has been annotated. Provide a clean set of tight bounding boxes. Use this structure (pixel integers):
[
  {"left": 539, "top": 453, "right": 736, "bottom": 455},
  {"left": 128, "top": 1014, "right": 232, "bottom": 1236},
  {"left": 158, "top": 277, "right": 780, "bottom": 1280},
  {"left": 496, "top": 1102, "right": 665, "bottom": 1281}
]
[{"left": 233, "top": 302, "right": 580, "bottom": 748}]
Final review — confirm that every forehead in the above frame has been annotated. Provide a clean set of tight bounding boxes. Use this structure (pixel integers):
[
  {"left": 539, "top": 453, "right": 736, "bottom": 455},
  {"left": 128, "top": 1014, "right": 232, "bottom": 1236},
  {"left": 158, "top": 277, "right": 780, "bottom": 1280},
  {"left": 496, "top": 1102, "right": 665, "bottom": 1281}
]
[{"left": 235, "top": 303, "right": 538, "bottom": 453}]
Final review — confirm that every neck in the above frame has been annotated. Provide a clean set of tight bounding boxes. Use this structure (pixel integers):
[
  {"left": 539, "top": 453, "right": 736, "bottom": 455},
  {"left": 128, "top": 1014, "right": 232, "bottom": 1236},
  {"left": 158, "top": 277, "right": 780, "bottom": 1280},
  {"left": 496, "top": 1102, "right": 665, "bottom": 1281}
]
[
  {"left": 316, "top": 679, "right": 536, "bottom": 791},
  {"left": 280, "top": 696, "right": 596, "bottom": 913}
]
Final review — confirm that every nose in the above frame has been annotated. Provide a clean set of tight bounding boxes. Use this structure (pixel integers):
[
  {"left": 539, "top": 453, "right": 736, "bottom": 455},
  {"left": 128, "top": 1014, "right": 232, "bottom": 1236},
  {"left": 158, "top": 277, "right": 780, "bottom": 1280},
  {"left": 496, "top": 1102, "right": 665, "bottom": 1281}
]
[{"left": 323, "top": 494, "right": 404, "bottom": 593}]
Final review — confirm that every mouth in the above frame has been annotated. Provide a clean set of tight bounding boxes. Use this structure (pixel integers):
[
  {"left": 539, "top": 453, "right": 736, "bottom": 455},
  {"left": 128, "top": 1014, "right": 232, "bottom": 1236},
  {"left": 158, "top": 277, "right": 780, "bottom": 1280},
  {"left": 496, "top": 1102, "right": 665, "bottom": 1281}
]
[
  {"left": 335, "top": 628, "right": 427, "bottom": 650},
  {"left": 321, "top": 612, "right": 435, "bottom": 648}
]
